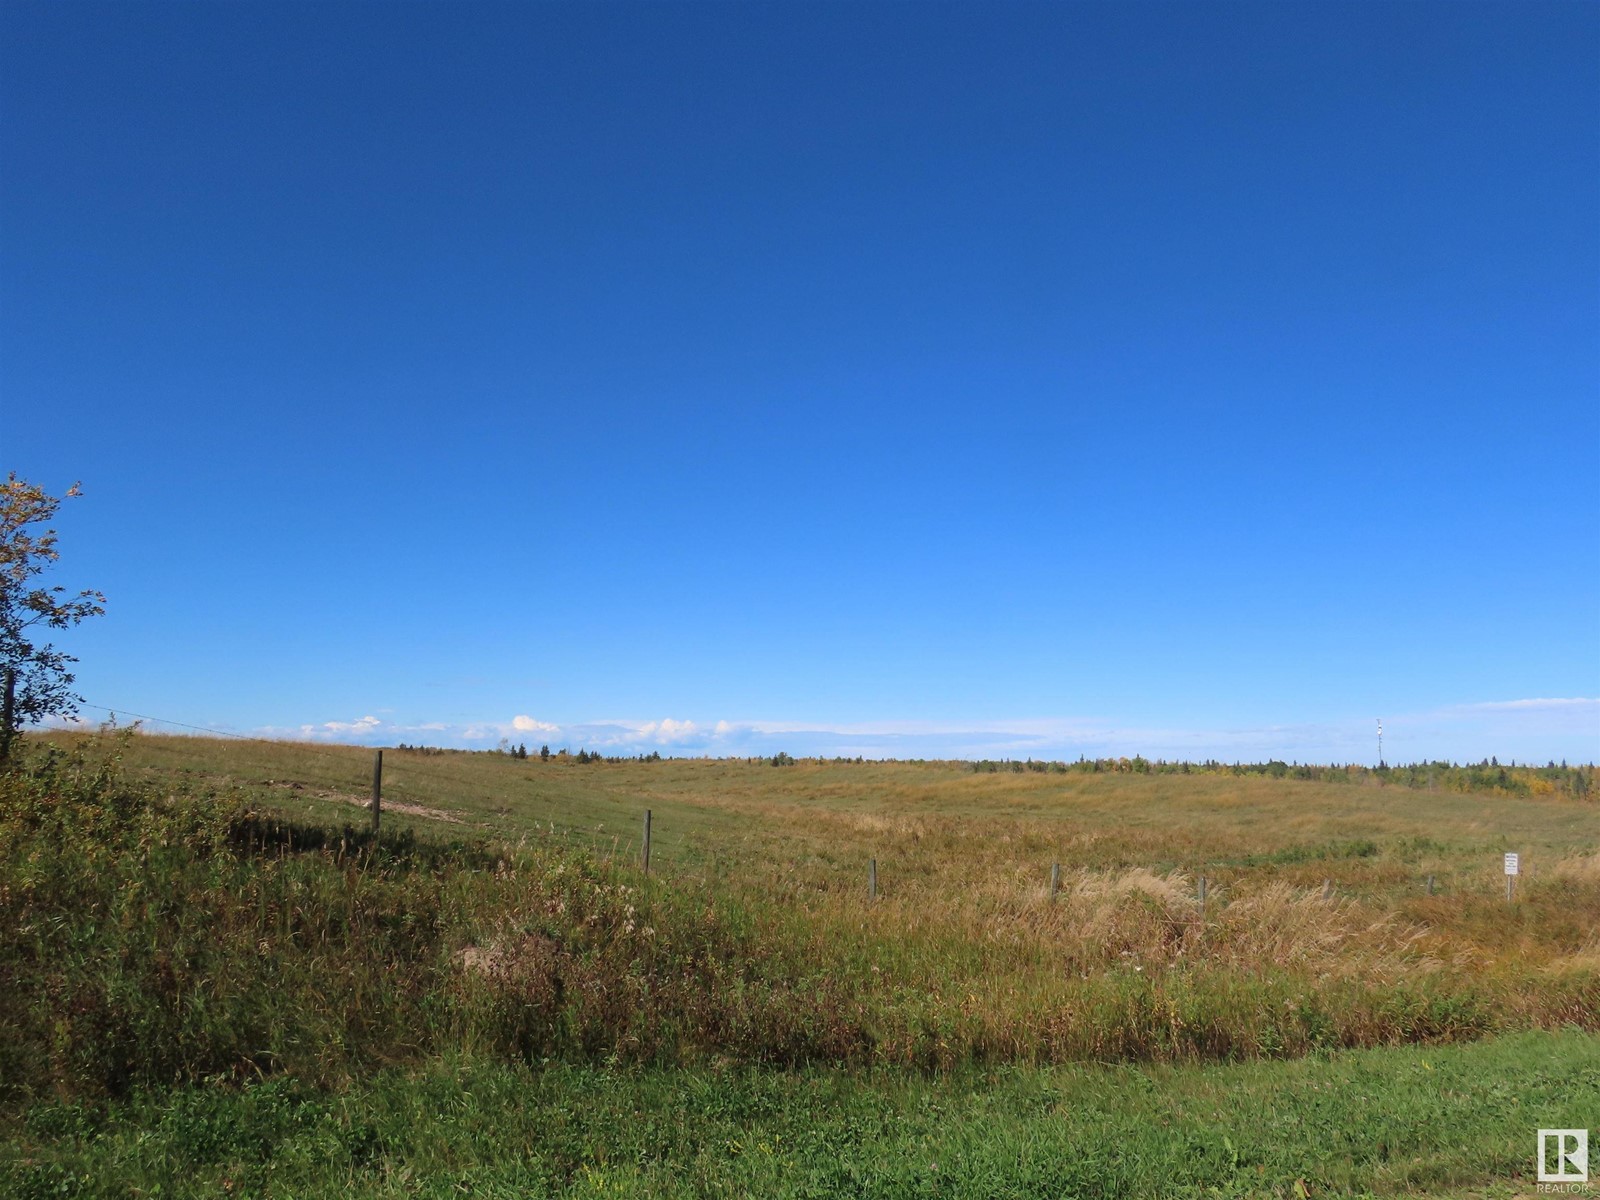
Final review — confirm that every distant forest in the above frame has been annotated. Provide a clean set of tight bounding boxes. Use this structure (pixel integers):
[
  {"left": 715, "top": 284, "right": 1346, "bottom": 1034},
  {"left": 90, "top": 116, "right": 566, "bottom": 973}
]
[
  {"left": 387, "top": 742, "right": 1591, "bottom": 799},
  {"left": 965, "top": 756, "right": 1590, "bottom": 799}
]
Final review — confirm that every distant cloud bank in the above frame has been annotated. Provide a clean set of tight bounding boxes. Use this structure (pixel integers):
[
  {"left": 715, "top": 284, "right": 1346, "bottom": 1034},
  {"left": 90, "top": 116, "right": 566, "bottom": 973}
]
[{"left": 228, "top": 697, "right": 1599, "bottom": 765}]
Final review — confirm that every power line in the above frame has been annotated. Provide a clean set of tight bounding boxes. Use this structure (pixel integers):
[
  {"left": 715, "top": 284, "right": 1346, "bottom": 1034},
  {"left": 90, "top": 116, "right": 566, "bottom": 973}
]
[
  {"left": 77, "top": 702, "right": 265, "bottom": 742},
  {"left": 68, "top": 701, "right": 591, "bottom": 820},
  {"left": 70, "top": 701, "right": 527, "bottom": 787},
  {"left": 72, "top": 702, "right": 377, "bottom": 775},
  {"left": 53, "top": 706, "right": 677, "bottom": 857}
]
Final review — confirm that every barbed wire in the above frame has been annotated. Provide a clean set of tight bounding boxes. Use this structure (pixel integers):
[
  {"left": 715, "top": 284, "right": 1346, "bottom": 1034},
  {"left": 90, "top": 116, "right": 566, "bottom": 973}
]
[
  {"left": 71, "top": 701, "right": 392, "bottom": 783},
  {"left": 63, "top": 701, "right": 642, "bottom": 851},
  {"left": 59, "top": 714, "right": 656, "bottom": 863},
  {"left": 54, "top": 704, "right": 696, "bottom": 869},
  {"left": 77, "top": 702, "right": 268, "bottom": 742}
]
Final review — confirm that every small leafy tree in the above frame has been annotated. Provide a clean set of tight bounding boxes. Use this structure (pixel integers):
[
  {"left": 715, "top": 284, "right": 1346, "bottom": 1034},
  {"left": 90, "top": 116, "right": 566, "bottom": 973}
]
[{"left": 1, "top": 474, "right": 105, "bottom": 746}]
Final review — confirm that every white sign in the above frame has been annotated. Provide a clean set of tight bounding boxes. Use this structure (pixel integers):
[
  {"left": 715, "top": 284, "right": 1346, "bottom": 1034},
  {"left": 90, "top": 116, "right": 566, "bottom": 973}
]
[
  {"left": 1505, "top": 853, "right": 1520, "bottom": 876},
  {"left": 1538, "top": 1129, "right": 1588, "bottom": 1183}
]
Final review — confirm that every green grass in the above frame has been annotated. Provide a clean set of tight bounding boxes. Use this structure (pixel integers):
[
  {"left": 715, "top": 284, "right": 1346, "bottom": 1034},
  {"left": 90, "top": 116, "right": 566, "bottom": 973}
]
[
  {"left": 3, "top": 730, "right": 1597, "bottom": 1197},
  {"left": 7, "top": 730, "right": 1597, "bottom": 1088},
  {"left": 5, "top": 1030, "right": 1596, "bottom": 1198}
]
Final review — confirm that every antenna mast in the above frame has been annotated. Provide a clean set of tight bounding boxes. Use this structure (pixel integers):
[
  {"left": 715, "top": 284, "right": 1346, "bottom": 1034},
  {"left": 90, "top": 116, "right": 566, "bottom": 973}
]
[{"left": 1377, "top": 718, "right": 1383, "bottom": 769}]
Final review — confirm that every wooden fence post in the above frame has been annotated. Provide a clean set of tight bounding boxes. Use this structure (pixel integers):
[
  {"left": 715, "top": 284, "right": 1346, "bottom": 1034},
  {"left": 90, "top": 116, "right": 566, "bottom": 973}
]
[
  {"left": 1426, "top": 874, "right": 1435, "bottom": 896},
  {"left": 370, "top": 749, "right": 383, "bottom": 834},
  {"left": 869, "top": 857, "right": 877, "bottom": 900},
  {"left": 642, "top": 809, "right": 652, "bottom": 875},
  {"left": 1321, "top": 878, "right": 1333, "bottom": 902}
]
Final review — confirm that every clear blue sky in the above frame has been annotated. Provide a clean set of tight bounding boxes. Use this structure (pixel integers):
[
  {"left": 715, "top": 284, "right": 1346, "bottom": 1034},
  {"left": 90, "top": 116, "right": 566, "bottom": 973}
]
[{"left": 4, "top": 1, "right": 1596, "bottom": 764}]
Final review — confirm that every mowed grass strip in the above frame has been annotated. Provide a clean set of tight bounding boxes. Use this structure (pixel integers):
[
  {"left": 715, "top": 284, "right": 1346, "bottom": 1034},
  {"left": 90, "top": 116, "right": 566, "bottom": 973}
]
[{"left": 5, "top": 1029, "right": 1596, "bottom": 1198}]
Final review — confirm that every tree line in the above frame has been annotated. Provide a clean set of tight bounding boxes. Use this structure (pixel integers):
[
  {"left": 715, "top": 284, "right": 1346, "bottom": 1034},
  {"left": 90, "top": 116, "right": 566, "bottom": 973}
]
[{"left": 967, "top": 755, "right": 1592, "bottom": 798}]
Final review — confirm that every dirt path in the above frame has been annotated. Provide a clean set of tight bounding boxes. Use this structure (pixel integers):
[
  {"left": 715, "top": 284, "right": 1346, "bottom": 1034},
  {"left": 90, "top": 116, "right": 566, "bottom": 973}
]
[{"left": 264, "top": 779, "right": 465, "bottom": 824}]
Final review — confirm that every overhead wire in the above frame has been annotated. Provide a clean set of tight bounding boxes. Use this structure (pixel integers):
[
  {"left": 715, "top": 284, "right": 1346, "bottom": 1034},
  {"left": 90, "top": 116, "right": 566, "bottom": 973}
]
[
  {"left": 65, "top": 700, "right": 621, "bottom": 852},
  {"left": 72, "top": 700, "right": 386, "bottom": 784}
]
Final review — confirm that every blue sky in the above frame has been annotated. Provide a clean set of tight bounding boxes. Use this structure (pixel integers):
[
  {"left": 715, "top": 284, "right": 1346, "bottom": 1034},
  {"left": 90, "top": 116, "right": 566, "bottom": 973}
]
[{"left": 4, "top": 1, "right": 1597, "bottom": 764}]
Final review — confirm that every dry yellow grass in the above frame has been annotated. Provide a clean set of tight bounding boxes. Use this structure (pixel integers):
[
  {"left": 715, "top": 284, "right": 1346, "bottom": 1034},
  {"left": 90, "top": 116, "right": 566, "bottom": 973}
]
[{"left": 27, "top": 729, "right": 1599, "bottom": 1066}]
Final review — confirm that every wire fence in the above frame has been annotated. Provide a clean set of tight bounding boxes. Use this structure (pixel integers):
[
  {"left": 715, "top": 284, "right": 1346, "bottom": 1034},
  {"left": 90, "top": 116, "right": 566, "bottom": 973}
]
[
  {"left": 32, "top": 702, "right": 1561, "bottom": 899},
  {"left": 47, "top": 702, "right": 661, "bottom": 866}
]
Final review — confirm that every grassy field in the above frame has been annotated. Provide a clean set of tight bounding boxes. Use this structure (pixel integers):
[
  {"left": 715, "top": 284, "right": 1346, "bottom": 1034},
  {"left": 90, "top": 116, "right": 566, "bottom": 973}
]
[
  {"left": 63, "top": 730, "right": 1600, "bottom": 1063},
  {"left": 2, "top": 729, "right": 1596, "bottom": 1196}
]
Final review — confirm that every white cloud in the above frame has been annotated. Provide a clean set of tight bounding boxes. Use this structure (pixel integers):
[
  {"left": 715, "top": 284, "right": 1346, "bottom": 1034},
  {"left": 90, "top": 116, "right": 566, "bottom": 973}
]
[
  {"left": 645, "top": 718, "right": 699, "bottom": 744},
  {"left": 240, "top": 696, "right": 1596, "bottom": 764},
  {"left": 1456, "top": 698, "right": 1599, "bottom": 713},
  {"left": 317, "top": 715, "right": 382, "bottom": 734}
]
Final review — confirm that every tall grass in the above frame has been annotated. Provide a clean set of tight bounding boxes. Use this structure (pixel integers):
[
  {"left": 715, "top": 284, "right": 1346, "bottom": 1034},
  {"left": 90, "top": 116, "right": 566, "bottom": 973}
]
[
  {"left": 2, "top": 732, "right": 1595, "bottom": 1109},
  {"left": 0, "top": 734, "right": 871, "bottom": 1104}
]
